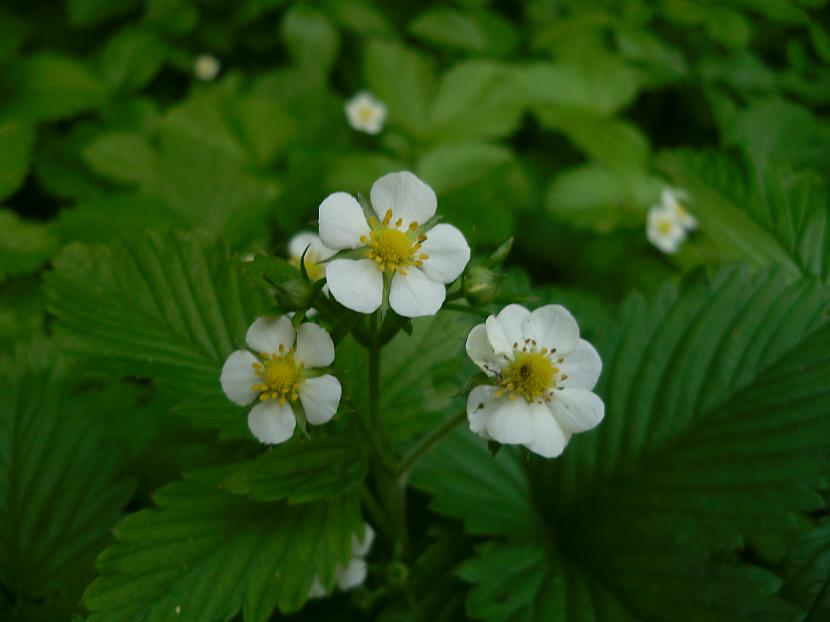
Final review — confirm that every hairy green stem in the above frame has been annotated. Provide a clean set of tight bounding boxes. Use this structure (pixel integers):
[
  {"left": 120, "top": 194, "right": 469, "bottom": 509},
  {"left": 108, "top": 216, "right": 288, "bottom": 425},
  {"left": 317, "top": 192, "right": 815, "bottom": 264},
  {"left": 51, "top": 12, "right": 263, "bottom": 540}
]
[
  {"left": 397, "top": 410, "right": 467, "bottom": 481},
  {"left": 367, "top": 311, "right": 409, "bottom": 556}
]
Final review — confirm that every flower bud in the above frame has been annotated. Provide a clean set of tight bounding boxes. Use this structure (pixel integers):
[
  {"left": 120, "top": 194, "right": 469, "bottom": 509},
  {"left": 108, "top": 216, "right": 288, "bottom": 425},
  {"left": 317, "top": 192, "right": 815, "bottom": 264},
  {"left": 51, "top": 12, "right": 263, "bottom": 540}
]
[
  {"left": 273, "top": 276, "right": 314, "bottom": 311},
  {"left": 385, "top": 561, "right": 409, "bottom": 588},
  {"left": 485, "top": 237, "right": 513, "bottom": 267},
  {"left": 463, "top": 265, "right": 499, "bottom": 306}
]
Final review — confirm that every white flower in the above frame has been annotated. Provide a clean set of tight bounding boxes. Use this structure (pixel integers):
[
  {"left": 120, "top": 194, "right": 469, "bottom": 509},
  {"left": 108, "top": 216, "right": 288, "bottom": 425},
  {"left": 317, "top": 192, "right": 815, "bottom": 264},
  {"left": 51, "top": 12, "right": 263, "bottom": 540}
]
[
  {"left": 345, "top": 92, "right": 387, "bottom": 134},
  {"left": 220, "top": 316, "right": 341, "bottom": 444},
  {"left": 465, "top": 304, "right": 604, "bottom": 458},
  {"left": 288, "top": 231, "right": 335, "bottom": 284},
  {"left": 193, "top": 53, "right": 221, "bottom": 81},
  {"left": 309, "top": 524, "right": 375, "bottom": 598},
  {"left": 661, "top": 187, "right": 697, "bottom": 231},
  {"left": 646, "top": 205, "right": 687, "bottom": 254},
  {"left": 318, "top": 171, "right": 471, "bottom": 318}
]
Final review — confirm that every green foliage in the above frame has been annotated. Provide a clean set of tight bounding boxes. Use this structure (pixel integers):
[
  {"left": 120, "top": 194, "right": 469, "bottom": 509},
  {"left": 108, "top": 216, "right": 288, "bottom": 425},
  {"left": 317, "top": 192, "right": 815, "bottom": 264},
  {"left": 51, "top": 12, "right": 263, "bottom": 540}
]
[
  {"left": 222, "top": 437, "right": 369, "bottom": 504},
  {"left": 0, "top": 210, "right": 57, "bottom": 283},
  {"left": 414, "top": 266, "right": 830, "bottom": 620},
  {"left": 0, "top": 118, "right": 35, "bottom": 202},
  {"left": 44, "top": 231, "right": 266, "bottom": 434},
  {"left": 781, "top": 519, "right": 830, "bottom": 619},
  {"left": 660, "top": 150, "right": 830, "bottom": 282},
  {"left": 1, "top": 53, "right": 108, "bottom": 122},
  {"left": 3, "top": 1, "right": 830, "bottom": 620},
  {"left": 0, "top": 341, "right": 133, "bottom": 620},
  {"left": 83, "top": 469, "right": 364, "bottom": 620}
]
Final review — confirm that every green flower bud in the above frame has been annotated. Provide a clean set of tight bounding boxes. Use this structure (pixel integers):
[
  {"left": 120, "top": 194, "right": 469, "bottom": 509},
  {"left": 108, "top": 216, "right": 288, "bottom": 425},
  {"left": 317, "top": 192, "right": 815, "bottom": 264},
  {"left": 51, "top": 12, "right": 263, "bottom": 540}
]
[
  {"left": 273, "top": 276, "right": 314, "bottom": 311},
  {"left": 463, "top": 265, "right": 499, "bottom": 306},
  {"left": 485, "top": 237, "right": 514, "bottom": 267},
  {"left": 385, "top": 561, "right": 409, "bottom": 588}
]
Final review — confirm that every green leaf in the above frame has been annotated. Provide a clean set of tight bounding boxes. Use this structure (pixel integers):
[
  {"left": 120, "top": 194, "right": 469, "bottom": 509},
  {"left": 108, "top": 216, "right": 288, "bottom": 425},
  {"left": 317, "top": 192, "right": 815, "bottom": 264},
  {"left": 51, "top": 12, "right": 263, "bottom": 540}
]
[
  {"left": 44, "top": 230, "right": 266, "bottom": 434},
  {"left": 98, "top": 27, "right": 169, "bottom": 93},
  {"left": 0, "top": 118, "right": 35, "bottom": 202},
  {"left": 0, "top": 340, "right": 133, "bottom": 619},
  {"left": 408, "top": 7, "right": 518, "bottom": 56},
  {"left": 67, "top": 0, "right": 141, "bottom": 28},
  {"left": 231, "top": 95, "right": 298, "bottom": 167},
  {"left": 145, "top": 130, "right": 279, "bottom": 247},
  {"left": 222, "top": 437, "right": 369, "bottom": 504},
  {"left": 417, "top": 142, "right": 511, "bottom": 195},
  {"left": 416, "top": 142, "right": 520, "bottom": 244},
  {"left": 338, "top": 311, "right": 476, "bottom": 444},
  {"left": 521, "top": 59, "right": 643, "bottom": 116},
  {"left": 281, "top": 6, "right": 339, "bottom": 75},
  {"left": 0, "top": 209, "right": 58, "bottom": 283},
  {"left": 82, "top": 132, "right": 156, "bottom": 186},
  {"left": 545, "top": 164, "right": 662, "bottom": 231},
  {"left": 83, "top": 469, "right": 364, "bottom": 620},
  {"left": 53, "top": 195, "right": 178, "bottom": 245},
  {"left": 1, "top": 53, "right": 109, "bottom": 122},
  {"left": 414, "top": 266, "right": 830, "bottom": 620},
  {"left": 364, "top": 39, "right": 435, "bottom": 139},
  {"left": 427, "top": 61, "right": 523, "bottom": 144},
  {"left": 781, "top": 519, "right": 830, "bottom": 619},
  {"left": 534, "top": 106, "right": 649, "bottom": 169},
  {"left": 660, "top": 149, "right": 830, "bottom": 283},
  {"left": 720, "top": 98, "right": 830, "bottom": 172},
  {"left": 0, "top": 8, "right": 29, "bottom": 61}
]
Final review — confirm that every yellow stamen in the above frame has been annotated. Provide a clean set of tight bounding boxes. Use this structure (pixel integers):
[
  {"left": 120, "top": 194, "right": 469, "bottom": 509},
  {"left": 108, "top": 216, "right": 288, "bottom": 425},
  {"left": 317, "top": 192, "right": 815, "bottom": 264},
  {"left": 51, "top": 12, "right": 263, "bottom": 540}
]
[{"left": 499, "top": 351, "right": 559, "bottom": 403}]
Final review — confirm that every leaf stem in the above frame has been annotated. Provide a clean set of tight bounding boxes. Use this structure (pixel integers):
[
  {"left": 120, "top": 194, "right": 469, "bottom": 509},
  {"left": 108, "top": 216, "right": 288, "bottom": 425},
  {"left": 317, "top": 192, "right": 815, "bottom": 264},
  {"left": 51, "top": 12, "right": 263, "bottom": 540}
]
[{"left": 397, "top": 410, "right": 467, "bottom": 481}]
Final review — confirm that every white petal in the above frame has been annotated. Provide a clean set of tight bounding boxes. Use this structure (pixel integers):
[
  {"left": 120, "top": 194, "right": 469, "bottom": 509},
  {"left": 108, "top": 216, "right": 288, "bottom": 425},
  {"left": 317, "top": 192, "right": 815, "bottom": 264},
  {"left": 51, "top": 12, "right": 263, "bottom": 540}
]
[
  {"left": 486, "top": 304, "right": 529, "bottom": 356},
  {"left": 549, "top": 388, "right": 604, "bottom": 433},
  {"left": 336, "top": 558, "right": 367, "bottom": 591},
  {"left": 319, "top": 192, "right": 371, "bottom": 250},
  {"left": 419, "top": 224, "right": 470, "bottom": 284},
  {"left": 524, "top": 406, "right": 570, "bottom": 458},
  {"left": 647, "top": 206, "right": 686, "bottom": 254},
  {"left": 525, "top": 305, "right": 579, "bottom": 354},
  {"left": 220, "top": 350, "right": 260, "bottom": 406},
  {"left": 466, "top": 385, "right": 501, "bottom": 439},
  {"left": 247, "top": 400, "right": 296, "bottom": 444},
  {"left": 308, "top": 577, "right": 327, "bottom": 599},
  {"left": 352, "top": 523, "right": 375, "bottom": 557},
  {"left": 465, "top": 324, "right": 501, "bottom": 376},
  {"left": 560, "top": 340, "right": 602, "bottom": 390},
  {"left": 294, "top": 323, "right": 335, "bottom": 368},
  {"left": 389, "top": 268, "right": 446, "bottom": 318},
  {"left": 246, "top": 316, "right": 295, "bottom": 355},
  {"left": 486, "top": 398, "right": 535, "bottom": 445},
  {"left": 326, "top": 258, "right": 383, "bottom": 314},
  {"left": 299, "top": 374, "right": 342, "bottom": 425},
  {"left": 370, "top": 171, "right": 437, "bottom": 229},
  {"left": 288, "top": 231, "right": 335, "bottom": 260}
]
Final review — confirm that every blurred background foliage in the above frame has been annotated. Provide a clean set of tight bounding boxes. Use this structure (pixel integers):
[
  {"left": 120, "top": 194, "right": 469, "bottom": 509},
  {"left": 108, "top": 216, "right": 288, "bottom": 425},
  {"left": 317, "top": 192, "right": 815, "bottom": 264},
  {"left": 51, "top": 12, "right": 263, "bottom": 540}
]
[{"left": 2, "top": 0, "right": 830, "bottom": 620}]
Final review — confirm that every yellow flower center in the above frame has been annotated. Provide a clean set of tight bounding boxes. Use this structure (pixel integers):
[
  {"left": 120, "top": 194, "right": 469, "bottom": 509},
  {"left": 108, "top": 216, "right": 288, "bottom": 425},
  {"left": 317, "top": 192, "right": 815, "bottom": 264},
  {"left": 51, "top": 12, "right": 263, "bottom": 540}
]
[
  {"left": 361, "top": 209, "right": 429, "bottom": 275},
  {"left": 657, "top": 219, "right": 673, "bottom": 235},
  {"left": 496, "top": 341, "right": 567, "bottom": 403},
  {"left": 291, "top": 252, "right": 325, "bottom": 282},
  {"left": 251, "top": 346, "right": 304, "bottom": 404},
  {"left": 358, "top": 105, "right": 375, "bottom": 123}
]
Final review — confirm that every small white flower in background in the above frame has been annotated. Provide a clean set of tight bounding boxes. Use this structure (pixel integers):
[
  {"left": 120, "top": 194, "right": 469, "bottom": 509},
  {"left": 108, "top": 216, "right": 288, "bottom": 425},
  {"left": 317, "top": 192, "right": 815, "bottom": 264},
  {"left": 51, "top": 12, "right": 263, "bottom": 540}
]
[
  {"left": 318, "top": 171, "right": 471, "bottom": 318},
  {"left": 288, "top": 231, "right": 335, "bottom": 284},
  {"left": 345, "top": 92, "right": 387, "bottom": 134},
  {"left": 220, "top": 316, "right": 341, "bottom": 444},
  {"left": 661, "top": 187, "right": 697, "bottom": 231},
  {"left": 465, "top": 304, "right": 604, "bottom": 458},
  {"left": 309, "top": 524, "right": 375, "bottom": 598},
  {"left": 646, "top": 205, "right": 687, "bottom": 254},
  {"left": 646, "top": 187, "right": 697, "bottom": 254},
  {"left": 193, "top": 53, "right": 220, "bottom": 81}
]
